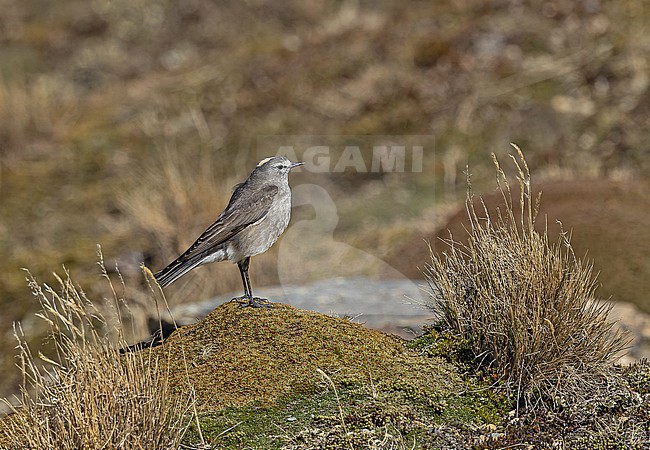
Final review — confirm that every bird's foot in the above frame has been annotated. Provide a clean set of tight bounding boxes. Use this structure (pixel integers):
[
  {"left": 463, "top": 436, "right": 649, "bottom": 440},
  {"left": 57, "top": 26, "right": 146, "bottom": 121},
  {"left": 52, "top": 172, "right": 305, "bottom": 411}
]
[
  {"left": 232, "top": 295, "right": 250, "bottom": 306},
  {"left": 231, "top": 296, "right": 272, "bottom": 308},
  {"left": 249, "top": 297, "right": 272, "bottom": 308}
]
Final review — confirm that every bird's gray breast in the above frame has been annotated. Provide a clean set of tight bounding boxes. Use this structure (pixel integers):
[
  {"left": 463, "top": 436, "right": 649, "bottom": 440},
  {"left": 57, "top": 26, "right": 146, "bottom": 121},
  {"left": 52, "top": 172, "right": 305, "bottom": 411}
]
[{"left": 232, "top": 186, "right": 292, "bottom": 259}]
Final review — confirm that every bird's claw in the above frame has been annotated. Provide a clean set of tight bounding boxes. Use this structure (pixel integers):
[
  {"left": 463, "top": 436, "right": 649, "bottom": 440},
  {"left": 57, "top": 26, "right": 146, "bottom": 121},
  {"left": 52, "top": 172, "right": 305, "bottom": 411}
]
[
  {"left": 249, "top": 297, "right": 272, "bottom": 308},
  {"left": 232, "top": 296, "right": 272, "bottom": 308}
]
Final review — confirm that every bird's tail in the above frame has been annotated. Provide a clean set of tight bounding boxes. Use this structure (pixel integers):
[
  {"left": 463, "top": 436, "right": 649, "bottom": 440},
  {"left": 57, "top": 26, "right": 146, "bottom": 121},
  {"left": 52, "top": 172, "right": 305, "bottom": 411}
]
[{"left": 154, "top": 256, "right": 203, "bottom": 288}]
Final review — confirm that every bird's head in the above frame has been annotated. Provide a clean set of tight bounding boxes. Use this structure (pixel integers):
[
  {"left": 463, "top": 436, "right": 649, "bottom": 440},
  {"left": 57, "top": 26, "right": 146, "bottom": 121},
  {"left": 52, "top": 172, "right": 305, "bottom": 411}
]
[{"left": 255, "top": 156, "right": 303, "bottom": 178}]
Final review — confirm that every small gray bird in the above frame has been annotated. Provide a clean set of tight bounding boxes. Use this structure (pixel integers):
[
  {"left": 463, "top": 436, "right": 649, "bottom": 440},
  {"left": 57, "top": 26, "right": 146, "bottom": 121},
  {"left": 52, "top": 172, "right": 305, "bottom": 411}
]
[{"left": 155, "top": 156, "right": 303, "bottom": 307}]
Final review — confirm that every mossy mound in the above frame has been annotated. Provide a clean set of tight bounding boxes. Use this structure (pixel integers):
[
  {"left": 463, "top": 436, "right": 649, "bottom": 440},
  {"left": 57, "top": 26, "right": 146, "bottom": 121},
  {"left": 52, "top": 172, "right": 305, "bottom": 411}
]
[
  {"left": 152, "top": 302, "right": 508, "bottom": 448},
  {"left": 152, "top": 301, "right": 470, "bottom": 412}
]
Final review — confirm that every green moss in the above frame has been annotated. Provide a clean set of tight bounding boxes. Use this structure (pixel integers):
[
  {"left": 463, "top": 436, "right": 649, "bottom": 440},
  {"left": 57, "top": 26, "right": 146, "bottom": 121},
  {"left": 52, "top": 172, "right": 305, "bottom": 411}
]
[
  {"left": 408, "top": 328, "right": 474, "bottom": 364},
  {"left": 181, "top": 376, "right": 507, "bottom": 449},
  {"left": 624, "top": 360, "right": 650, "bottom": 395}
]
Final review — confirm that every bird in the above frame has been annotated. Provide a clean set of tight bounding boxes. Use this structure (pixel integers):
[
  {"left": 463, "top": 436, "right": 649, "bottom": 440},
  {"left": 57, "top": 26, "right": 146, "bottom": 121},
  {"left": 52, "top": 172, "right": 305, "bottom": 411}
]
[{"left": 154, "top": 156, "right": 303, "bottom": 308}]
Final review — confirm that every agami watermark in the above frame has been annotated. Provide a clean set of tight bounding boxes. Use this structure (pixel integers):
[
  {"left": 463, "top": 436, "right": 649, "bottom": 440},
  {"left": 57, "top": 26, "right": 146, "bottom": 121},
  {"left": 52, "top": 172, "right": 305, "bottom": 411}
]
[{"left": 257, "top": 135, "right": 433, "bottom": 173}]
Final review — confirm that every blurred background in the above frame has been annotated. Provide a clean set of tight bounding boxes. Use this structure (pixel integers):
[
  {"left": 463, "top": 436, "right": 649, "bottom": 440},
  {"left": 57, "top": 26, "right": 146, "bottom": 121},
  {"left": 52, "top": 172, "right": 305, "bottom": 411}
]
[{"left": 1, "top": 0, "right": 650, "bottom": 402}]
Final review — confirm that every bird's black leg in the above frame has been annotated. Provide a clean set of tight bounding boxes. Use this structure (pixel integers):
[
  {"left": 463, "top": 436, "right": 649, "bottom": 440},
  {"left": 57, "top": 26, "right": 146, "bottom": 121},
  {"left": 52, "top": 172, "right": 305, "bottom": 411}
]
[
  {"left": 233, "top": 258, "right": 252, "bottom": 305},
  {"left": 240, "top": 257, "right": 252, "bottom": 298},
  {"left": 234, "top": 257, "right": 271, "bottom": 308}
]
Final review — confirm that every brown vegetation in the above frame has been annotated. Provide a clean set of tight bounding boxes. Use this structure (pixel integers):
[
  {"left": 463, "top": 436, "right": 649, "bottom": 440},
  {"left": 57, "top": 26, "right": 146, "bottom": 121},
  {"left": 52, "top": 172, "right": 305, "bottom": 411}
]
[
  {"left": 425, "top": 149, "right": 630, "bottom": 409},
  {"left": 0, "top": 269, "right": 193, "bottom": 449},
  {"left": 3, "top": 0, "right": 650, "bottom": 405}
]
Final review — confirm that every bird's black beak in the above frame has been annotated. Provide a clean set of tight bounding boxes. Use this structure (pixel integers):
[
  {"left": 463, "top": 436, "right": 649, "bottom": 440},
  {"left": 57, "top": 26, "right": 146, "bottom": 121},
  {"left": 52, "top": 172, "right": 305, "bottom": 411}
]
[{"left": 290, "top": 161, "right": 304, "bottom": 169}]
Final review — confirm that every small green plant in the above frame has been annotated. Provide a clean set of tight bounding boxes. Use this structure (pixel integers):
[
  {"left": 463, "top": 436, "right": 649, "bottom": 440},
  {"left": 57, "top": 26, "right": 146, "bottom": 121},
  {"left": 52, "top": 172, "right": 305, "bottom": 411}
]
[
  {"left": 0, "top": 260, "right": 195, "bottom": 449},
  {"left": 425, "top": 145, "right": 630, "bottom": 411}
]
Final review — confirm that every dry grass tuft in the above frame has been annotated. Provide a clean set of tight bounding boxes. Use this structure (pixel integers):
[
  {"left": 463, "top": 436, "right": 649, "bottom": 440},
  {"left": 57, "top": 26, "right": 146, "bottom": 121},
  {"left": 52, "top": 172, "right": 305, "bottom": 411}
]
[
  {"left": 0, "top": 264, "right": 194, "bottom": 449},
  {"left": 425, "top": 146, "right": 630, "bottom": 411}
]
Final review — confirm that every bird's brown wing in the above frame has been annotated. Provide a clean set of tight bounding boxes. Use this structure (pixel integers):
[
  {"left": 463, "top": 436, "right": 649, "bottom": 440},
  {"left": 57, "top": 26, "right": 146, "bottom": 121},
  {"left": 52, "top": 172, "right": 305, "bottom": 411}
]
[
  {"left": 161, "top": 183, "right": 278, "bottom": 266},
  {"left": 154, "top": 183, "right": 279, "bottom": 287}
]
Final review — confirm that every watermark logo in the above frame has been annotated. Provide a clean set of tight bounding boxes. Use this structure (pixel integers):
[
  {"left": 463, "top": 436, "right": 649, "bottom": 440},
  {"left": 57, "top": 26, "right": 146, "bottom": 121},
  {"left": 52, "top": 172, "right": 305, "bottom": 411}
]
[
  {"left": 275, "top": 182, "right": 427, "bottom": 306},
  {"left": 256, "top": 135, "right": 433, "bottom": 173}
]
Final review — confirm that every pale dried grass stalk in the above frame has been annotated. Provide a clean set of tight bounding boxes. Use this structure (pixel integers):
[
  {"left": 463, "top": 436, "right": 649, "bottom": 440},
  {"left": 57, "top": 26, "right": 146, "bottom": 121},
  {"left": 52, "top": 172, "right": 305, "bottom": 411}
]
[
  {"left": 426, "top": 145, "right": 629, "bottom": 410},
  {"left": 1, "top": 262, "right": 194, "bottom": 449}
]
